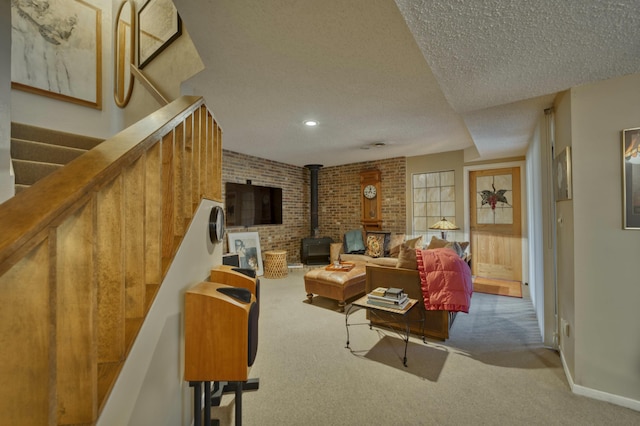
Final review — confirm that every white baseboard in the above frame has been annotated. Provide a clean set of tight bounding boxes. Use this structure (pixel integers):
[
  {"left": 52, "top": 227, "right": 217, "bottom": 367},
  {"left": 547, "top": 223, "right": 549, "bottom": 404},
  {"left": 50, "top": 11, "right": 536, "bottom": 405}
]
[{"left": 560, "top": 349, "right": 640, "bottom": 412}]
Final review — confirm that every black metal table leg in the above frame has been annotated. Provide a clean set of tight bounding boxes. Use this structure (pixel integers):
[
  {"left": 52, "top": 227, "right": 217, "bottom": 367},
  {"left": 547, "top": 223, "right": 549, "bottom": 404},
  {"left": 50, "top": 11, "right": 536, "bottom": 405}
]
[
  {"left": 204, "top": 381, "right": 212, "bottom": 426},
  {"left": 190, "top": 381, "right": 202, "bottom": 426},
  {"left": 345, "top": 304, "right": 354, "bottom": 348},
  {"left": 235, "top": 381, "right": 243, "bottom": 426}
]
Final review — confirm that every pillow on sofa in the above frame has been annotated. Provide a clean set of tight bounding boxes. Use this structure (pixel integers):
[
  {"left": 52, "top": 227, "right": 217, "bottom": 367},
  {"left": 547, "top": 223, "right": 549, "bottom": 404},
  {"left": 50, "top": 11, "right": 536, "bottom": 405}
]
[
  {"left": 426, "top": 236, "right": 449, "bottom": 250},
  {"left": 366, "top": 231, "right": 391, "bottom": 256},
  {"left": 427, "top": 236, "right": 469, "bottom": 257},
  {"left": 364, "top": 234, "right": 385, "bottom": 258},
  {"left": 396, "top": 243, "right": 417, "bottom": 269},
  {"left": 405, "top": 235, "right": 423, "bottom": 249},
  {"left": 445, "top": 241, "right": 464, "bottom": 257},
  {"left": 344, "top": 229, "right": 365, "bottom": 254},
  {"left": 387, "top": 233, "right": 406, "bottom": 258}
]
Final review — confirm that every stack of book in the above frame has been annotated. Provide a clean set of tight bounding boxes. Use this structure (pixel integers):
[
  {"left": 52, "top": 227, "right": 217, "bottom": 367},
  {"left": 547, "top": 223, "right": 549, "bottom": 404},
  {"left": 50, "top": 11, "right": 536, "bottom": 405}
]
[{"left": 367, "top": 287, "right": 409, "bottom": 310}]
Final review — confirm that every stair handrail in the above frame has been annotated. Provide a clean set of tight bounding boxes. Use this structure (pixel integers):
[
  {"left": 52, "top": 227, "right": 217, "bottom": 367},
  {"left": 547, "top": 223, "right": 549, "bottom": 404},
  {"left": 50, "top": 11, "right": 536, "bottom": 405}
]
[
  {"left": 131, "top": 63, "right": 170, "bottom": 106},
  {"left": 0, "top": 95, "right": 200, "bottom": 273}
]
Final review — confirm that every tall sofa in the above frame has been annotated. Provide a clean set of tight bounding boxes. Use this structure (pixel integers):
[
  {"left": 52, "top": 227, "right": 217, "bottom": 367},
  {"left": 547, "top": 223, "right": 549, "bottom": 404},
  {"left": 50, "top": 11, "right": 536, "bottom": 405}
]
[{"left": 364, "top": 263, "right": 456, "bottom": 341}]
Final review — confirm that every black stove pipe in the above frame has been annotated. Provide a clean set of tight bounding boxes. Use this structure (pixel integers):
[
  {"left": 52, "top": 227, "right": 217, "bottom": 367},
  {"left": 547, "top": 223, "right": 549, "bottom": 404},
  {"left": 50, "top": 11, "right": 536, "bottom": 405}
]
[{"left": 304, "top": 164, "right": 323, "bottom": 237}]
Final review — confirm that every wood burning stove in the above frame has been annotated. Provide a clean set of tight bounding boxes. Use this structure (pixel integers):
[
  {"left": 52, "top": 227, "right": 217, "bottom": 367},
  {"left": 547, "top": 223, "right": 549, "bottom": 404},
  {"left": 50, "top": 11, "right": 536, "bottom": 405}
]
[{"left": 301, "top": 237, "right": 333, "bottom": 265}]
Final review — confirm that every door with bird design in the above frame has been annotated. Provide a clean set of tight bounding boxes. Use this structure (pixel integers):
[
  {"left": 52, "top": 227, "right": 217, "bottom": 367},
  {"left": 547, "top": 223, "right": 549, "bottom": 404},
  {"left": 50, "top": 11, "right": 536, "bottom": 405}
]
[{"left": 469, "top": 167, "right": 522, "bottom": 285}]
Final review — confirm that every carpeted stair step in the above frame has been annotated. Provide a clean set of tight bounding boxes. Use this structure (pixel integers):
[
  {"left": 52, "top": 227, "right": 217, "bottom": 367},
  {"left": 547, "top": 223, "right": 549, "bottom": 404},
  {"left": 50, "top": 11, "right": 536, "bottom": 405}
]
[
  {"left": 11, "top": 138, "right": 87, "bottom": 165},
  {"left": 14, "top": 184, "right": 29, "bottom": 194},
  {"left": 10, "top": 122, "right": 104, "bottom": 193},
  {"left": 12, "top": 159, "right": 62, "bottom": 186},
  {"left": 11, "top": 122, "right": 103, "bottom": 150}
]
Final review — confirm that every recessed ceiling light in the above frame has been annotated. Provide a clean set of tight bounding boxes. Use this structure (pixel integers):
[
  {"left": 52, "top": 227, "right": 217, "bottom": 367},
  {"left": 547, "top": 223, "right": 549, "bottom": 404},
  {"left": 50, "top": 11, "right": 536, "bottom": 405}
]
[
  {"left": 360, "top": 142, "right": 387, "bottom": 149},
  {"left": 304, "top": 120, "right": 318, "bottom": 127}
]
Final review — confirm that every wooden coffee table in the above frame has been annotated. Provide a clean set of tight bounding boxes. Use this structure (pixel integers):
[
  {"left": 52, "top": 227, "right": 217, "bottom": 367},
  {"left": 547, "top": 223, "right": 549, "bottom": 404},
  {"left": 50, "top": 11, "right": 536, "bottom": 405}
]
[{"left": 345, "top": 295, "right": 425, "bottom": 367}]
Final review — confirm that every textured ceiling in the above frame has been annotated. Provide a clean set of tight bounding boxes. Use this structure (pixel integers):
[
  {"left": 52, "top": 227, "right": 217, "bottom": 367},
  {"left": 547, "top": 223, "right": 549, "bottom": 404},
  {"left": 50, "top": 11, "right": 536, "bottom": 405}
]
[{"left": 175, "top": 0, "right": 640, "bottom": 167}]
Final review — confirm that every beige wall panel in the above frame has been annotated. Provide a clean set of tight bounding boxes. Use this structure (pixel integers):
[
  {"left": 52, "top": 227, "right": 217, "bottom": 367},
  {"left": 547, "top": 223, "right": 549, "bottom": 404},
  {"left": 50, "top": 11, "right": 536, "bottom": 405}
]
[
  {"left": 214, "top": 123, "right": 222, "bottom": 201},
  {"left": 174, "top": 121, "right": 186, "bottom": 236},
  {"left": 0, "top": 241, "right": 51, "bottom": 424},
  {"left": 207, "top": 112, "right": 214, "bottom": 199},
  {"left": 192, "top": 109, "right": 202, "bottom": 210},
  {"left": 570, "top": 73, "right": 640, "bottom": 401},
  {"left": 124, "top": 156, "right": 146, "bottom": 318},
  {"left": 56, "top": 201, "right": 97, "bottom": 424},
  {"left": 96, "top": 177, "right": 125, "bottom": 363},
  {"left": 145, "top": 143, "right": 162, "bottom": 286},
  {"left": 199, "top": 107, "right": 207, "bottom": 200},
  {"left": 162, "top": 132, "right": 175, "bottom": 266},
  {"left": 184, "top": 115, "right": 194, "bottom": 215}
]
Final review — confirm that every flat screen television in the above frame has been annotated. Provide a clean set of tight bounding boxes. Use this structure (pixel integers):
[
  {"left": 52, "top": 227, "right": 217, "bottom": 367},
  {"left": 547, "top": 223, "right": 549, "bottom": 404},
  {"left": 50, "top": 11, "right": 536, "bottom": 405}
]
[{"left": 225, "top": 182, "right": 283, "bottom": 226}]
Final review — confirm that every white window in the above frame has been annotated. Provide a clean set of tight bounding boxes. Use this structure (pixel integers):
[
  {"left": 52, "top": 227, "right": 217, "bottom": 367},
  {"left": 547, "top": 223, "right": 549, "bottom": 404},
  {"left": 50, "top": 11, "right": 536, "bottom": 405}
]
[{"left": 412, "top": 170, "right": 456, "bottom": 241}]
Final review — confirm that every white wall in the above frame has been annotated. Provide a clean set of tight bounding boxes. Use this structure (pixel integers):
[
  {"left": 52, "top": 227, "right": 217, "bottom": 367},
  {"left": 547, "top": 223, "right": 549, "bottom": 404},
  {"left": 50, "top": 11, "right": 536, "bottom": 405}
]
[
  {"left": 98, "top": 199, "right": 223, "bottom": 426},
  {"left": 560, "top": 73, "right": 640, "bottom": 409},
  {"left": 526, "top": 121, "right": 542, "bottom": 310},
  {"left": 553, "top": 90, "right": 576, "bottom": 379},
  {"left": 528, "top": 107, "right": 562, "bottom": 350}
]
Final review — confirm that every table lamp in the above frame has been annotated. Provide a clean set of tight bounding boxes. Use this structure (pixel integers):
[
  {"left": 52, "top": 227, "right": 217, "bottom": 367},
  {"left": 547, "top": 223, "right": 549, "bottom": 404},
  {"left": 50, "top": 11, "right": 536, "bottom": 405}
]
[{"left": 429, "top": 217, "right": 459, "bottom": 240}]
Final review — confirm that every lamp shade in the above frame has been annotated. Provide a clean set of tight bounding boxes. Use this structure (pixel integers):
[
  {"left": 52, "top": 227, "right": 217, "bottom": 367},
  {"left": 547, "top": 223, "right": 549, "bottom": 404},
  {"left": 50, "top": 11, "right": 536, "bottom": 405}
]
[{"left": 429, "top": 217, "right": 459, "bottom": 231}]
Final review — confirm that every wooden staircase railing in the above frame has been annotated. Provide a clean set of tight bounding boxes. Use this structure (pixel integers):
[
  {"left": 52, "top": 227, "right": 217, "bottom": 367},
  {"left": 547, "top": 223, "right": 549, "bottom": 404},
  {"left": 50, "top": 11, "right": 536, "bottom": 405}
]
[{"left": 0, "top": 96, "right": 222, "bottom": 425}]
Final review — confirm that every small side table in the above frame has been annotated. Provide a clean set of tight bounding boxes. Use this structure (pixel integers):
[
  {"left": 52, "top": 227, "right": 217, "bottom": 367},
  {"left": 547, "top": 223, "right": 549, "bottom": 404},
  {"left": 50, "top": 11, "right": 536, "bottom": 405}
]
[
  {"left": 263, "top": 250, "right": 288, "bottom": 278},
  {"left": 345, "top": 295, "right": 425, "bottom": 367}
]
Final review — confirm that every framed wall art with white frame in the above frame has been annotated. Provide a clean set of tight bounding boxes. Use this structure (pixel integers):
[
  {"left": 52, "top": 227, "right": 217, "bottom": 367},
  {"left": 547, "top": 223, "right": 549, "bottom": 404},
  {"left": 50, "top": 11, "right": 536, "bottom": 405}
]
[{"left": 227, "top": 232, "right": 264, "bottom": 276}]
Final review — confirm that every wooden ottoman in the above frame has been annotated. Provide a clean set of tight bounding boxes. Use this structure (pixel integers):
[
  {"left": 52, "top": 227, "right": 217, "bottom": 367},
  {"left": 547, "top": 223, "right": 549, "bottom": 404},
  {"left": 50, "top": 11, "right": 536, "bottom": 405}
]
[{"left": 304, "top": 262, "right": 366, "bottom": 312}]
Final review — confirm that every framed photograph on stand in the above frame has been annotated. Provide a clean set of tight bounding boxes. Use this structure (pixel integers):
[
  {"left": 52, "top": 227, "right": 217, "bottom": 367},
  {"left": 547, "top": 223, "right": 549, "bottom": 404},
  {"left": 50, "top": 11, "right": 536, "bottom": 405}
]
[
  {"left": 227, "top": 232, "right": 263, "bottom": 276},
  {"left": 622, "top": 127, "right": 640, "bottom": 229}
]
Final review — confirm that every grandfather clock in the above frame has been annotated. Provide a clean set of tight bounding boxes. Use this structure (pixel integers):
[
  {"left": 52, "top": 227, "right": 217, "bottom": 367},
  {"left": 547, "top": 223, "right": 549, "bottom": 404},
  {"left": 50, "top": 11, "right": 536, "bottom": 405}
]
[{"left": 360, "top": 169, "right": 382, "bottom": 231}]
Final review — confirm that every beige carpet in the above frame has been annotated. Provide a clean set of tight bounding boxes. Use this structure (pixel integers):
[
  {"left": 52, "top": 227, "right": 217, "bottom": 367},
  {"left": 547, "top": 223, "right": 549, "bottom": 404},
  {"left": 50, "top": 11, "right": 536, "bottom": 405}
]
[
  {"left": 210, "top": 270, "right": 640, "bottom": 425},
  {"left": 473, "top": 276, "right": 523, "bottom": 298}
]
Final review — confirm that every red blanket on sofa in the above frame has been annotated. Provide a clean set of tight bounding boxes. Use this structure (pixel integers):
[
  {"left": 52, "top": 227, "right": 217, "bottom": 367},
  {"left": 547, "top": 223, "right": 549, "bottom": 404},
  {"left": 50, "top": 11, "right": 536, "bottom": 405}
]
[{"left": 416, "top": 248, "right": 473, "bottom": 313}]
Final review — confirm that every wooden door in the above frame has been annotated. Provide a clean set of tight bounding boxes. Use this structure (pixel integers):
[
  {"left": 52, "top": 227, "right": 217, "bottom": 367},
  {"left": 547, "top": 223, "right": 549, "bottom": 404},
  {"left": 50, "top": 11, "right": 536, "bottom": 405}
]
[{"left": 469, "top": 167, "right": 522, "bottom": 283}]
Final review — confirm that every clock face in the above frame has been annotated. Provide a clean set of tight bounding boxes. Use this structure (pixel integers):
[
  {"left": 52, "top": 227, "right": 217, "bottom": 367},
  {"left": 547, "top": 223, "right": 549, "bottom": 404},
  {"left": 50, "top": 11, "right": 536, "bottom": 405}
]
[{"left": 363, "top": 184, "right": 377, "bottom": 199}]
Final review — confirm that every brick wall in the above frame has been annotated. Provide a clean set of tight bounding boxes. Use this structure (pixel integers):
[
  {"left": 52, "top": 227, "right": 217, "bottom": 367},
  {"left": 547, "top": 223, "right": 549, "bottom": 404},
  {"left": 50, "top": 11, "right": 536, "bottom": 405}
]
[
  {"left": 222, "top": 150, "right": 407, "bottom": 263},
  {"left": 318, "top": 157, "right": 407, "bottom": 242},
  {"left": 223, "top": 150, "right": 309, "bottom": 263}
]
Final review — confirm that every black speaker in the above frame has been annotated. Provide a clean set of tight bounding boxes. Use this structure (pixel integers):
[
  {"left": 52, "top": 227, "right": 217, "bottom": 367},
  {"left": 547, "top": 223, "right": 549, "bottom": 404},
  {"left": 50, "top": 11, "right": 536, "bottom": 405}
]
[
  {"left": 210, "top": 265, "right": 260, "bottom": 317},
  {"left": 247, "top": 301, "right": 258, "bottom": 367},
  {"left": 222, "top": 253, "right": 240, "bottom": 267}
]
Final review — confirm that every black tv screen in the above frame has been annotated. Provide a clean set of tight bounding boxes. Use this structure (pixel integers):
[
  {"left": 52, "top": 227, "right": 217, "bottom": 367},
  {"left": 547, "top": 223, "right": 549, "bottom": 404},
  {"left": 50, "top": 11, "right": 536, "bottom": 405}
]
[{"left": 225, "top": 182, "right": 283, "bottom": 226}]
